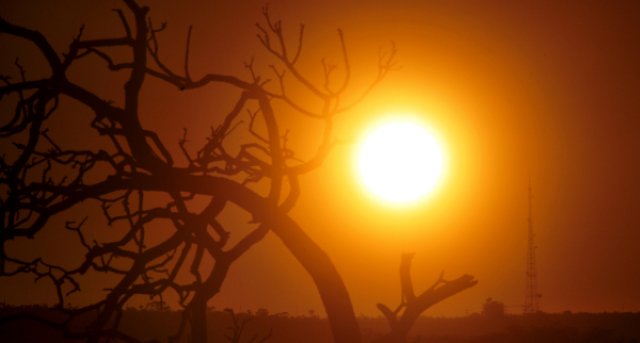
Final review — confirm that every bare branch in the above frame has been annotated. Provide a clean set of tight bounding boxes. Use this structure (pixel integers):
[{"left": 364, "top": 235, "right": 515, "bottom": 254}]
[
  {"left": 376, "top": 254, "right": 477, "bottom": 343},
  {"left": 184, "top": 25, "right": 193, "bottom": 81},
  {"left": 0, "top": 3, "right": 397, "bottom": 342}
]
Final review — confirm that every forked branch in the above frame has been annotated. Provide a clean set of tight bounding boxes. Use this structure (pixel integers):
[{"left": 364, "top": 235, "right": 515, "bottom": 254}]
[{"left": 376, "top": 253, "right": 478, "bottom": 343}]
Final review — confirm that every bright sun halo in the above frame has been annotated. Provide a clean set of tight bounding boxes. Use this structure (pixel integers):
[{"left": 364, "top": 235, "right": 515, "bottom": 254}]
[{"left": 356, "top": 117, "right": 445, "bottom": 205}]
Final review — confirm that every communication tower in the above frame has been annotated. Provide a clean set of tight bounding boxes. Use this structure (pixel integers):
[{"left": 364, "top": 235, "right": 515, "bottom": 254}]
[{"left": 524, "top": 184, "right": 541, "bottom": 314}]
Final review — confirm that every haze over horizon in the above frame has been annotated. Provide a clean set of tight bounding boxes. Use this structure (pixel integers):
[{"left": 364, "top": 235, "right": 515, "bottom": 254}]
[{"left": 1, "top": 0, "right": 639, "bottom": 317}]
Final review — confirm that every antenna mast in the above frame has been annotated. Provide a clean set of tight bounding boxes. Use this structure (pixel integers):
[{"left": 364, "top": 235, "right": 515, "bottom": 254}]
[{"left": 524, "top": 184, "right": 541, "bottom": 314}]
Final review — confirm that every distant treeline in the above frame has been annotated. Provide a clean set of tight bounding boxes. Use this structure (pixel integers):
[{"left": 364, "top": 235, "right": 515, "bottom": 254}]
[
  {"left": 374, "top": 312, "right": 640, "bottom": 343},
  {"left": 0, "top": 305, "right": 638, "bottom": 343}
]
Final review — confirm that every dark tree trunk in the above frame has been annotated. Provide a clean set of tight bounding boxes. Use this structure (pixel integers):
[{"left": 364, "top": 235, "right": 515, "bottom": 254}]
[
  {"left": 190, "top": 299, "right": 207, "bottom": 343},
  {"left": 270, "top": 220, "right": 362, "bottom": 343},
  {"left": 375, "top": 254, "right": 478, "bottom": 343},
  {"left": 147, "top": 173, "right": 364, "bottom": 343}
]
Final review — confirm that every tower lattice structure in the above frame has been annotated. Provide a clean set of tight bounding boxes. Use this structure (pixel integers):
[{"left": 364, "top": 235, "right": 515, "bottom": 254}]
[{"left": 524, "top": 185, "right": 541, "bottom": 314}]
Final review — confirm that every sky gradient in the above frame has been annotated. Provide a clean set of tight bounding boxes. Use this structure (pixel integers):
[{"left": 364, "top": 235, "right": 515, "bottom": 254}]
[{"left": 1, "top": 0, "right": 639, "bottom": 316}]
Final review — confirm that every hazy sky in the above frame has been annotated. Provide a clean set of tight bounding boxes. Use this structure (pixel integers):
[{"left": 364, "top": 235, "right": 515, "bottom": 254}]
[{"left": 2, "top": 0, "right": 640, "bottom": 316}]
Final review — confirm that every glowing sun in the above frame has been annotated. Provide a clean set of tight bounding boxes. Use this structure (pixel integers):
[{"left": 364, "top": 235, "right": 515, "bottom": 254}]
[{"left": 356, "top": 117, "right": 446, "bottom": 205}]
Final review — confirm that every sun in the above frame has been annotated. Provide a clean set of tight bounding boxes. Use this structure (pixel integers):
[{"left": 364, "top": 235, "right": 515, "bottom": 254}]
[{"left": 356, "top": 117, "right": 446, "bottom": 205}]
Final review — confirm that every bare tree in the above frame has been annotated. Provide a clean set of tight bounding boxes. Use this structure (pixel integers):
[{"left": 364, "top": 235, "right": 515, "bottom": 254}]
[
  {"left": 375, "top": 254, "right": 478, "bottom": 343},
  {"left": 0, "top": 1, "right": 474, "bottom": 343},
  {"left": 223, "top": 309, "right": 272, "bottom": 343},
  {"left": 0, "top": 1, "right": 395, "bottom": 342}
]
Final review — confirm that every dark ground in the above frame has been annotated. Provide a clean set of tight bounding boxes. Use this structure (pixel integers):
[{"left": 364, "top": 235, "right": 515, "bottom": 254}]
[{"left": 0, "top": 305, "right": 638, "bottom": 342}]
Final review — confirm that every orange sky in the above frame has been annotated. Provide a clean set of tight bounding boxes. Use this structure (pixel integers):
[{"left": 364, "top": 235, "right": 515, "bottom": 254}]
[{"left": 2, "top": 0, "right": 640, "bottom": 316}]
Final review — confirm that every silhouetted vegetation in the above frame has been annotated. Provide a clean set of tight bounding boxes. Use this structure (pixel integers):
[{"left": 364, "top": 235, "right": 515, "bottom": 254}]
[
  {"left": 0, "top": 1, "right": 481, "bottom": 342},
  {"left": 1, "top": 305, "right": 638, "bottom": 343},
  {"left": 481, "top": 298, "right": 505, "bottom": 319},
  {"left": 374, "top": 254, "right": 477, "bottom": 343},
  {"left": 0, "top": 0, "right": 392, "bottom": 340}
]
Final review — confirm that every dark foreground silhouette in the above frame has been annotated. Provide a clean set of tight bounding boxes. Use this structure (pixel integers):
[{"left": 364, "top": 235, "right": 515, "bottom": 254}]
[{"left": 1, "top": 305, "right": 638, "bottom": 343}]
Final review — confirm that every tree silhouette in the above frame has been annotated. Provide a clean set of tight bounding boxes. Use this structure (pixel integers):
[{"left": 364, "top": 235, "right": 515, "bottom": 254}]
[
  {"left": 223, "top": 309, "right": 272, "bottom": 343},
  {"left": 375, "top": 254, "right": 478, "bottom": 343},
  {"left": 0, "top": 1, "right": 474, "bottom": 342},
  {"left": 482, "top": 298, "right": 505, "bottom": 319},
  {"left": 0, "top": 1, "right": 393, "bottom": 341}
]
